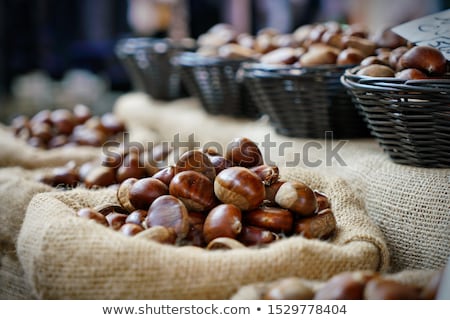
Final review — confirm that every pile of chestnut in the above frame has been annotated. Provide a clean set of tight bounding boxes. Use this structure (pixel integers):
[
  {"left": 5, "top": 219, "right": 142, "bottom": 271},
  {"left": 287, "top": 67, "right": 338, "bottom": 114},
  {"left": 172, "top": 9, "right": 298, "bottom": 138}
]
[
  {"left": 195, "top": 22, "right": 383, "bottom": 67},
  {"left": 10, "top": 104, "right": 125, "bottom": 149},
  {"left": 76, "top": 137, "right": 336, "bottom": 249},
  {"left": 260, "top": 269, "right": 443, "bottom": 300},
  {"left": 37, "top": 142, "right": 171, "bottom": 189},
  {"left": 355, "top": 45, "right": 449, "bottom": 79}
]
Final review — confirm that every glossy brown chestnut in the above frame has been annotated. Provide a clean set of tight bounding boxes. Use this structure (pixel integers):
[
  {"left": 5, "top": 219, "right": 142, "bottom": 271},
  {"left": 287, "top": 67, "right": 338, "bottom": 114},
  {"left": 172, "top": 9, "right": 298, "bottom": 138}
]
[
  {"left": 145, "top": 195, "right": 190, "bottom": 239},
  {"left": 294, "top": 208, "right": 336, "bottom": 239},
  {"left": 135, "top": 225, "right": 177, "bottom": 244},
  {"left": 274, "top": 181, "right": 317, "bottom": 217},
  {"left": 119, "top": 223, "right": 144, "bottom": 236},
  {"left": 245, "top": 206, "right": 293, "bottom": 234},
  {"left": 214, "top": 167, "right": 265, "bottom": 211},
  {"left": 395, "top": 68, "right": 429, "bottom": 80},
  {"left": 206, "top": 237, "right": 245, "bottom": 250},
  {"left": 299, "top": 49, "right": 337, "bottom": 66},
  {"left": 76, "top": 208, "right": 108, "bottom": 226},
  {"left": 152, "top": 165, "right": 176, "bottom": 186},
  {"left": 260, "top": 47, "right": 299, "bottom": 65},
  {"left": 203, "top": 204, "right": 242, "bottom": 244},
  {"left": 250, "top": 165, "right": 279, "bottom": 186},
  {"left": 175, "top": 150, "right": 216, "bottom": 181},
  {"left": 364, "top": 278, "right": 422, "bottom": 300},
  {"left": 314, "top": 190, "right": 331, "bottom": 211},
  {"left": 263, "top": 277, "right": 315, "bottom": 300},
  {"left": 50, "top": 109, "right": 76, "bottom": 135},
  {"left": 397, "top": 46, "right": 447, "bottom": 75},
  {"left": 237, "top": 225, "right": 277, "bottom": 246},
  {"left": 105, "top": 212, "right": 128, "bottom": 230},
  {"left": 336, "top": 47, "right": 365, "bottom": 66},
  {"left": 129, "top": 177, "right": 168, "bottom": 210},
  {"left": 84, "top": 166, "right": 116, "bottom": 189},
  {"left": 356, "top": 64, "right": 395, "bottom": 77},
  {"left": 225, "top": 137, "right": 263, "bottom": 168},
  {"left": 117, "top": 177, "right": 138, "bottom": 212},
  {"left": 169, "top": 171, "right": 216, "bottom": 212},
  {"left": 125, "top": 209, "right": 148, "bottom": 225},
  {"left": 116, "top": 152, "right": 147, "bottom": 183},
  {"left": 314, "top": 271, "right": 377, "bottom": 300}
]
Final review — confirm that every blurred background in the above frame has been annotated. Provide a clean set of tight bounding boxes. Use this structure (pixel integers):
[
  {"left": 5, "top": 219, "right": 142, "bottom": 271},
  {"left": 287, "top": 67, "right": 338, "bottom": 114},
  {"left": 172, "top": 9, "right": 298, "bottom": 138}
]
[{"left": 0, "top": 0, "right": 448, "bottom": 122}]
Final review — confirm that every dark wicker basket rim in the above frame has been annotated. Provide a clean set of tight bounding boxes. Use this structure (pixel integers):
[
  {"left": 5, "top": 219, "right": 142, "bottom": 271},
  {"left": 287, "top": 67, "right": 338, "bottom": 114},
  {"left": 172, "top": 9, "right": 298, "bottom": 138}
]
[
  {"left": 174, "top": 51, "right": 256, "bottom": 67},
  {"left": 241, "top": 62, "right": 356, "bottom": 78},
  {"left": 341, "top": 67, "right": 450, "bottom": 93},
  {"left": 116, "top": 37, "right": 196, "bottom": 55}
]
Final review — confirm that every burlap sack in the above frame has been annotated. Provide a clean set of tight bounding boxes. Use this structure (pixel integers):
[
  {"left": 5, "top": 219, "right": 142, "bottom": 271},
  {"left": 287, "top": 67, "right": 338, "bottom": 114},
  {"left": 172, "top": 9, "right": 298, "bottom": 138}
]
[
  {"left": 17, "top": 166, "right": 389, "bottom": 299},
  {"left": 231, "top": 269, "right": 439, "bottom": 299},
  {"left": 114, "top": 93, "right": 450, "bottom": 272},
  {"left": 0, "top": 167, "right": 52, "bottom": 299}
]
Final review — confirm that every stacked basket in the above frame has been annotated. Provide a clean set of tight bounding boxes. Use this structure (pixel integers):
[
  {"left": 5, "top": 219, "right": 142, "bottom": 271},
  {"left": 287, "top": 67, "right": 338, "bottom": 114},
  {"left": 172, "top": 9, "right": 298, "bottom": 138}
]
[
  {"left": 242, "top": 63, "right": 370, "bottom": 138},
  {"left": 175, "top": 52, "right": 260, "bottom": 118},
  {"left": 341, "top": 70, "right": 450, "bottom": 167},
  {"left": 116, "top": 37, "right": 196, "bottom": 101}
]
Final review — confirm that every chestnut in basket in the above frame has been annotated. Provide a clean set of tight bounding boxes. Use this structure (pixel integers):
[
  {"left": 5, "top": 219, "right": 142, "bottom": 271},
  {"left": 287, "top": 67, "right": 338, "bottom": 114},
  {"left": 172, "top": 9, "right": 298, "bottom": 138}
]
[{"left": 397, "top": 46, "right": 447, "bottom": 75}]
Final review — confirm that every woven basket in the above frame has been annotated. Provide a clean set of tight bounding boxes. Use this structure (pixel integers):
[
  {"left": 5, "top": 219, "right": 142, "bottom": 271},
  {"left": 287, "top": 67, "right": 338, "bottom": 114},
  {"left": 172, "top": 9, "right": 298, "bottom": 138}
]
[
  {"left": 116, "top": 37, "right": 193, "bottom": 101},
  {"left": 175, "top": 52, "right": 261, "bottom": 119},
  {"left": 242, "top": 63, "right": 370, "bottom": 138},
  {"left": 341, "top": 67, "right": 450, "bottom": 168}
]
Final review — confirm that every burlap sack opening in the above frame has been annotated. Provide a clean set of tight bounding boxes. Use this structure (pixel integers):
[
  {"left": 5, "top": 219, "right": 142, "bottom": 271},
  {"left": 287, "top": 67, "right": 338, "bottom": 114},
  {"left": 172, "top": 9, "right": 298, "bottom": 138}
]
[
  {"left": 17, "top": 166, "right": 388, "bottom": 299},
  {"left": 0, "top": 167, "right": 53, "bottom": 299},
  {"left": 231, "top": 269, "right": 439, "bottom": 299},
  {"left": 114, "top": 93, "right": 450, "bottom": 272}
]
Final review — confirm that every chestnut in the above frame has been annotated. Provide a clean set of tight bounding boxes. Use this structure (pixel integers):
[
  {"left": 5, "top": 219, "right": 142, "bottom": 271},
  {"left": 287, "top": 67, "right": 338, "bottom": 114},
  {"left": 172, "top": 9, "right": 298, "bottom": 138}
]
[
  {"left": 76, "top": 208, "right": 108, "bottom": 226},
  {"left": 336, "top": 48, "right": 365, "bottom": 66},
  {"left": 135, "top": 225, "right": 177, "bottom": 244},
  {"left": 214, "top": 167, "right": 265, "bottom": 211},
  {"left": 225, "top": 137, "right": 263, "bottom": 168},
  {"left": 397, "top": 46, "right": 447, "bottom": 75},
  {"left": 119, "top": 223, "right": 144, "bottom": 236},
  {"left": 360, "top": 56, "right": 389, "bottom": 68},
  {"left": 294, "top": 208, "right": 336, "bottom": 240},
  {"left": 245, "top": 206, "right": 293, "bottom": 234},
  {"left": 264, "top": 180, "right": 285, "bottom": 204},
  {"left": 260, "top": 47, "right": 300, "bottom": 65},
  {"left": 250, "top": 165, "right": 279, "bottom": 186},
  {"left": 152, "top": 165, "right": 176, "bottom": 186},
  {"left": 129, "top": 177, "right": 168, "bottom": 210},
  {"left": 145, "top": 195, "right": 190, "bottom": 239},
  {"left": 47, "top": 165, "right": 80, "bottom": 187},
  {"left": 175, "top": 150, "right": 216, "bottom": 181},
  {"left": 218, "top": 43, "right": 255, "bottom": 60},
  {"left": 356, "top": 64, "right": 395, "bottom": 77},
  {"left": 237, "top": 225, "right": 278, "bottom": 246},
  {"left": 263, "top": 277, "right": 314, "bottom": 300},
  {"left": 73, "top": 104, "right": 92, "bottom": 124},
  {"left": 203, "top": 204, "right": 242, "bottom": 244},
  {"left": 314, "top": 271, "right": 377, "bottom": 300},
  {"left": 341, "top": 36, "right": 376, "bottom": 56},
  {"left": 125, "top": 209, "right": 148, "bottom": 225},
  {"left": 50, "top": 109, "right": 76, "bottom": 135},
  {"left": 207, "top": 154, "right": 233, "bottom": 175},
  {"left": 100, "top": 113, "right": 125, "bottom": 134},
  {"left": 299, "top": 49, "right": 337, "bottom": 66},
  {"left": 117, "top": 177, "right": 138, "bottom": 212},
  {"left": 274, "top": 181, "right": 317, "bottom": 217},
  {"left": 105, "top": 212, "right": 128, "bottom": 230},
  {"left": 94, "top": 204, "right": 129, "bottom": 216},
  {"left": 206, "top": 237, "right": 245, "bottom": 250},
  {"left": 395, "top": 68, "right": 428, "bottom": 80},
  {"left": 314, "top": 190, "right": 331, "bottom": 211},
  {"left": 364, "top": 278, "right": 422, "bottom": 300},
  {"left": 169, "top": 171, "right": 216, "bottom": 212},
  {"left": 388, "top": 46, "right": 409, "bottom": 70},
  {"left": 116, "top": 152, "right": 147, "bottom": 183},
  {"left": 84, "top": 166, "right": 116, "bottom": 189}
]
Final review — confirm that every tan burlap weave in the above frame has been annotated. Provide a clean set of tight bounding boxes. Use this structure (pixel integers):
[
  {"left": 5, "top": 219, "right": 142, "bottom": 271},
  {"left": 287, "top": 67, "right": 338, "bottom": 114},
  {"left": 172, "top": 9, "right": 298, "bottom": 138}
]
[
  {"left": 17, "top": 165, "right": 388, "bottom": 299},
  {"left": 114, "top": 93, "right": 450, "bottom": 272},
  {"left": 0, "top": 168, "right": 52, "bottom": 299},
  {"left": 0, "top": 121, "right": 160, "bottom": 299},
  {"left": 231, "top": 269, "right": 438, "bottom": 299}
]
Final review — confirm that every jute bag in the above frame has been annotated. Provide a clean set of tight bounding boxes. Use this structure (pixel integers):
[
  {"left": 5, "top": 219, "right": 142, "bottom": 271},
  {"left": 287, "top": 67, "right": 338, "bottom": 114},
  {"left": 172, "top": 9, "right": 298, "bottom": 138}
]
[
  {"left": 0, "top": 168, "right": 52, "bottom": 299},
  {"left": 17, "top": 166, "right": 389, "bottom": 299},
  {"left": 114, "top": 93, "right": 450, "bottom": 272},
  {"left": 231, "top": 269, "right": 439, "bottom": 299}
]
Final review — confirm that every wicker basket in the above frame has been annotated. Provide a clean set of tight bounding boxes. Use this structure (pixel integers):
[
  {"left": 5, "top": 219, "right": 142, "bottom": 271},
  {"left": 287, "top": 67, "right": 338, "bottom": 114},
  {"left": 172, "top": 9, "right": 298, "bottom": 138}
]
[
  {"left": 341, "top": 67, "right": 450, "bottom": 168},
  {"left": 242, "top": 63, "right": 370, "bottom": 138},
  {"left": 116, "top": 37, "right": 194, "bottom": 101},
  {"left": 115, "top": 37, "right": 151, "bottom": 93},
  {"left": 175, "top": 52, "right": 261, "bottom": 119}
]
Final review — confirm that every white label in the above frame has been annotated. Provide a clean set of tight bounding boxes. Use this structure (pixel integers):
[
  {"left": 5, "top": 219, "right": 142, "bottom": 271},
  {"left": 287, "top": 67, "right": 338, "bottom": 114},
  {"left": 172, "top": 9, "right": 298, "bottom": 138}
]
[{"left": 391, "top": 9, "right": 450, "bottom": 59}]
